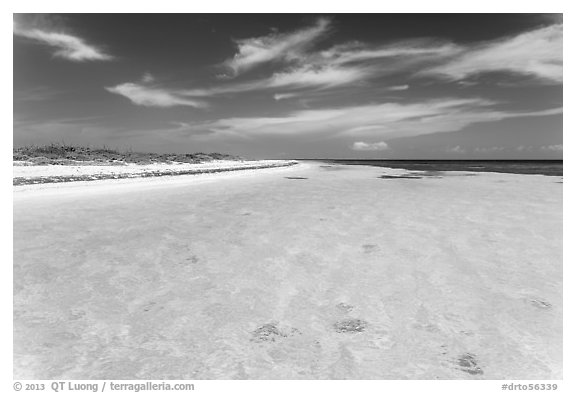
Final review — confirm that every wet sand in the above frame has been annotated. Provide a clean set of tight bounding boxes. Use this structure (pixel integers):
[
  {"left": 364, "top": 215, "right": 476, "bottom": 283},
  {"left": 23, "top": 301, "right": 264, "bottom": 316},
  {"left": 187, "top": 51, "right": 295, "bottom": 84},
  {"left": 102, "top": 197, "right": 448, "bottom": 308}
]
[{"left": 13, "top": 163, "right": 562, "bottom": 379}]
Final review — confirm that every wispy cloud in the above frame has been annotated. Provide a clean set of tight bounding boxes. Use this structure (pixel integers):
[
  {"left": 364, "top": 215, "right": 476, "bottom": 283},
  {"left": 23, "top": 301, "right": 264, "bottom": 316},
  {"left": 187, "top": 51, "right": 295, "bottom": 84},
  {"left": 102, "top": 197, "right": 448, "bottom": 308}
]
[
  {"left": 387, "top": 84, "right": 410, "bottom": 91},
  {"left": 106, "top": 83, "right": 208, "bottom": 108},
  {"left": 447, "top": 145, "right": 466, "bottom": 154},
  {"left": 185, "top": 24, "right": 561, "bottom": 101},
  {"left": 273, "top": 92, "right": 300, "bottom": 101},
  {"left": 541, "top": 144, "right": 562, "bottom": 151},
  {"left": 175, "top": 63, "right": 370, "bottom": 98},
  {"left": 224, "top": 17, "right": 332, "bottom": 75},
  {"left": 185, "top": 98, "right": 561, "bottom": 140},
  {"left": 106, "top": 18, "right": 563, "bottom": 117},
  {"left": 14, "top": 17, "right": 113, "bottom": 62},
  {"left": 351, "top": 141, "right": 389, "bottom": 151},
  {"left": 474, "top": 146, "right": 505, "bottom": 153},
  {"left": 320, "top": 40, "right": 460, "bottom": 65},
  {"left": 141, "top": 72, "right": 155, "bottom": 83},
  {"left": 215, "top": 32, "right": 454, "bottom": 94},
  {"left": 422, "top": 24, "right": 562, "bottom": 83},
  {"left": 268, "top": 64, "right": 368, "bottom": 89}
]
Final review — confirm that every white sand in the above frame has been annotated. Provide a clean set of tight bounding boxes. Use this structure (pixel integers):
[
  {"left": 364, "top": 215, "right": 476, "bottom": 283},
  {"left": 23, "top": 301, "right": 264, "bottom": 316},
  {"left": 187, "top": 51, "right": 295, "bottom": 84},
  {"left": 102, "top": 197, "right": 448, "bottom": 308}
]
[
  {"left": 13, "top": 160, "right": 295, "bottom": 178},
  {"left": 13, "top": 162, "right": 562, "bottom": 379},
  {"left": 13, "top": 161, "right": 305, "bottom": 199}
]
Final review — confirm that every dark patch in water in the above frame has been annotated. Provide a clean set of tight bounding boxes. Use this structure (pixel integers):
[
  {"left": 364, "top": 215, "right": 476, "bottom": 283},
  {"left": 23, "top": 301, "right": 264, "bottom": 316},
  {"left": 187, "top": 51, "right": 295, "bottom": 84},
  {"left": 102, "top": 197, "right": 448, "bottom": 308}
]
[
  {"left": 379, "top": 175, "right": 422, "bottom": 179},
  {"left": 379, "top": 170, "right": 445, "bottom": 179},
  {"left": 252, "top": 323, "right": 284, "bottom": 342},
  {"left": 285, "top": 176, "right": 308, "bottom": 180},
  {"left": 420, "top": 170, "right": 444, "bottom": 177},
  {"left": 439, "top": 344, "right": 448, "bottom": 355},
  {"left": 362, "top": 244, "right": 379, "bottom": 253},
  {"left": 142, "top": 301, "right": 164, "bottom": 313},
  {"left": 251, "top": 322, "right": 301, "bottom": 343},
  {"left": 186, "top": 256, "right": 199, "bottom": 264},
  {"left": 455, "top": 353, "right": 483, "bottom": 375},
  {"left": 69, "top": 309, "right": 86, "bottom": 321},
  {"left": 528, "top": 298, "right": 552, "bottom": 309},
  {"left": 334, "top": 319, "right": 367, "bottom": 333}
]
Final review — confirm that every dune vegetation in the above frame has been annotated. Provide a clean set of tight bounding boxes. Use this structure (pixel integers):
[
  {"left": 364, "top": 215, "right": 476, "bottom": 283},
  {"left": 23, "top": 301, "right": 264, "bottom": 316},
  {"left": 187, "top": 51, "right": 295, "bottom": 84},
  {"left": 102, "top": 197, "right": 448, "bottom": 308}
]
[{"left": 13, "top": 143, "right": 241, "bottom": 165}]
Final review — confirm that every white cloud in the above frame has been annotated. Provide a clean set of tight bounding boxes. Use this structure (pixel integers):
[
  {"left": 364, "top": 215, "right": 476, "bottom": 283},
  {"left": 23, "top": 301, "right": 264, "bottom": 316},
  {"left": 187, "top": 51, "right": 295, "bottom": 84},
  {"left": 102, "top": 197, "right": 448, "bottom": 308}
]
[
  {"left": 351, "top": 141, "right": 389, "bottom": 151},
  {"left": 474, "top": 146, "right": 505, "bottom": 153},
  {"left": 387, "top": 85, "right": 410, "bottom": 91},
  {"left": 135, "top": 23, "right": 564, "bottom": 104},
  {"left": 185, "top": 98, "right": 562, "bottom": 139},
  {"left": 273, "top": 92, "right": 299, "bottom": 101},
  {"left": 211, "top": 35, "right": 459, "bottom": 95},
  {"left": 541, "top": 144, "right": 563, "bottom": 151},
  {"left": 269, "top": 64, "right": 368, "bottom": 89},
  {"left": 220, "top": 18, "right": 461, "bottom": 85},
  {"left": 106, "top": 83, "right": 208, "bottom": 108},
  {"left": 109, "top": 62, "right": 369, "bottom": 106},
  {"left": 447, "top": 145, "right": 466, "bottom": 154},
  {"left": 14, "top": 22, "right": 113, "bottom": 62},
  {"left": 422, "top": 24, "right": 563, "bottom": 83},
  {"left": 224, "top": 17, "right": 331, "bottom": 75},
  {"left": 218, "top": 19, "right": 454, "bottom": 89},
  {"left": 141, "top": 72, "right": 155, "bottom": 83},
  {"left": 321, "top": 40, "right": 460, "bottom": 65},
  {"left": 178, "top": 64, "right": 370, "bottom": 97},
  {"left": 107, "top": 21, "right": 564, "bottom": 113}
]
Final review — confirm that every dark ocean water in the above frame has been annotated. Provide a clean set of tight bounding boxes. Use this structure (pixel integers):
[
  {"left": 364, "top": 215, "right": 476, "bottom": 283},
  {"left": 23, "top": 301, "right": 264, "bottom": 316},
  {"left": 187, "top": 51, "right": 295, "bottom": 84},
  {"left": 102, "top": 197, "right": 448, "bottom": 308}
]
[{"left": 315, "top": 160, "right": 563, "bottom": 176}]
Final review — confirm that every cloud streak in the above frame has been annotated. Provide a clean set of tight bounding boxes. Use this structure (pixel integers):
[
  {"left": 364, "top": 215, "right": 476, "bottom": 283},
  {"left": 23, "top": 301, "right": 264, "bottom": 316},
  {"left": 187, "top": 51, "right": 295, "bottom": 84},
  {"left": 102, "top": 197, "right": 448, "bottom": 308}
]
[
  {"left": 422, "top": 24, "right": 562, "bottom": 83},
  {"left": 185, "top": 99, "right": 561, "bottom": 140},
  {"left": 112, "top": 18, "right": 563, "bottom": 110},
  {"left": 320, "top": 40, "right": 460, "bottom": 65},
  {"left": 178, "top": 63, "right": 368, "bottom": 98},
  {"left": 106, "top": 83, "right": 208, "bottom": 108},
  {"left": 14, "top": 18, "right": 113, "bottom": 62},
  {"left": 541, "top": 144, "right": 562, "bottom": 151},
  {"left": 351, "top": 141, "right": 389, "bottom": 151},
  {"left": 212, "top": 27, "right": 460, "bottom": 95},
  {"left": 224, "top": 17, "right": 331, "bottom": 75},
  {"left": 103, "top": 15, "right": 563, "bottom": 152},
  {"left": 186, "top": 22, "right": 561, "bottom": 101}
]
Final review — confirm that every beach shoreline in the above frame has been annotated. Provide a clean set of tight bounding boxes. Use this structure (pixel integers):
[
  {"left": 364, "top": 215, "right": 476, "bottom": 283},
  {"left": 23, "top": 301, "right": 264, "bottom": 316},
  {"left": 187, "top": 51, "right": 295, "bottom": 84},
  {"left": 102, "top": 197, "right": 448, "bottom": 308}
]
[
  {"left": 13, "top": 159, "right": 299, "bottom": 186},
  {"left": 13, "top": 161, "right": 307, "bottom": 201}
]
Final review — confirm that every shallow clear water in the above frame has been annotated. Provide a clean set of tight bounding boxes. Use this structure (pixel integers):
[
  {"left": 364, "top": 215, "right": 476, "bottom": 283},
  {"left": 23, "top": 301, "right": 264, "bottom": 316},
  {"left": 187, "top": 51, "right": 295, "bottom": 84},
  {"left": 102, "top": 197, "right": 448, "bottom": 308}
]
[{"left": 316, "top": 160, "right": 563, "bottom": 177}]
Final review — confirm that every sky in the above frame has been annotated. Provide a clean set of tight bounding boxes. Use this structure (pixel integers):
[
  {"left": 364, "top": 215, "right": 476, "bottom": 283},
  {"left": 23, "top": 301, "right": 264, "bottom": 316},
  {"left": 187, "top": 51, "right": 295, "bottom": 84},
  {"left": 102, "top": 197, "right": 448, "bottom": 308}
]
[{"left": 13, "top": 14, "right": 563, "bottom": 159}]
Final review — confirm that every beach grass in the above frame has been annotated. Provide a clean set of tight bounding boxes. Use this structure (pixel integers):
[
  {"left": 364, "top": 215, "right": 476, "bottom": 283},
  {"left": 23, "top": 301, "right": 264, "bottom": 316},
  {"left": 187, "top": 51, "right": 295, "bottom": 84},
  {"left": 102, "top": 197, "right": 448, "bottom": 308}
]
[{"left": 13, "top": 143, "right": 241, "bottom": 165}]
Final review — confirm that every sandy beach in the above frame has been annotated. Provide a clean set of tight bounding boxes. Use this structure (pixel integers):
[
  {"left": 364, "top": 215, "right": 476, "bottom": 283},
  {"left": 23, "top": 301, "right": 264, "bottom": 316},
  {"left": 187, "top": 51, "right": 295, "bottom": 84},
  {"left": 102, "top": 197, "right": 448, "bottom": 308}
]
[
  {"left": 13, "top": 162, "right": 562, "bottom": 379},
  {"left": 13, "top": 160, "right": 297, "bottom": 186}
]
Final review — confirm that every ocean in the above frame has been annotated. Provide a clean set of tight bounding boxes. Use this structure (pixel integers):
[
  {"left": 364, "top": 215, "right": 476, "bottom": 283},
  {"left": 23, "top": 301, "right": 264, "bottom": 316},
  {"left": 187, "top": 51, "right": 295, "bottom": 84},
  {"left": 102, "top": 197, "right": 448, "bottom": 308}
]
[{"left": 316, "top": 160, "right": 563, "bottom": 177}]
